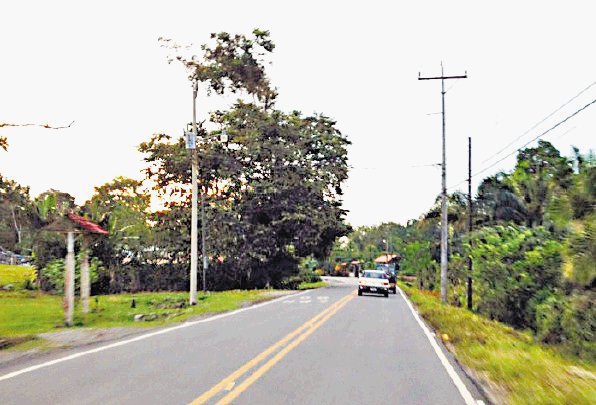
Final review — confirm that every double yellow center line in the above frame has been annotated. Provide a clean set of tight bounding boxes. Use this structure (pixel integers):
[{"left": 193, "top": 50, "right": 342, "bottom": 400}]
[{"left": 189, "top": 292, "right": 355, "bottom": 405}]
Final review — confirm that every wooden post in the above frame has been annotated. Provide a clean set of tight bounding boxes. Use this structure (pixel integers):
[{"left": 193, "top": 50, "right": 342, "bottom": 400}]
[
  {"left": 64, "top": 231, "right": 75, "bottom": 326},
  {"left": 80, "top": 237, "right": 90, "bottom": 314}
]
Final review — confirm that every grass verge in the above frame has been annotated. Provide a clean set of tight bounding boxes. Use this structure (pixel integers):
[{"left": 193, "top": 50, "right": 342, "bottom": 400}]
[
  {"left": 297, "top": 281, "right": 327, "bottom": 290},
  {"left": 0, "top": 264, "right": 36, "bottom": 289},
  {"left": 399, "top": 282, "right": 596, "bottom": 405},
  {"left": 0, "top": 289, "right": 284, "bottom": 350}
]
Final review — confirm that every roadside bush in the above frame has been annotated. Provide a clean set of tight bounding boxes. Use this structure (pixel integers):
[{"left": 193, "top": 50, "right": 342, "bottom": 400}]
[
  {"left": 301, "top": 270, "right": 322, "bottom": 283},
  {"left": 535, "top": 292, "right": 567, "bottom": 344},
  {"left": 279, "top": 269, "right": 321, "bottom": 290},
  {"left": 448, "top": 253, "right": 468, "bottom": 307},
  {"left": 468, "top": 225, "right": 562, "bottom": 329},
  {"left": 566, "top": 214, "right": 596, "bottom": 288},
  {"left": 561, "top": 291, "right": 596, "bottom": 360},
  {"left": 400, "top": 240, "right": 436, "bottom": 278},
  {"left": 280, "top": 275, "right": 302, "bottom": 290},
  {"left": 41, "top": 254, "right": 101, "bottom": 294}
]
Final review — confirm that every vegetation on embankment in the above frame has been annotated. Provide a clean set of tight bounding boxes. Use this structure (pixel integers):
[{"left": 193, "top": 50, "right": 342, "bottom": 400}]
[
  {"left": 0, "top": 289, "right": 285, "bottom": 350},
  {"left": 400, "top": 282, "right": 596, "bottom": 405},
  {"left": 297, "top": 281, "right": 327, "bottom": 290}
]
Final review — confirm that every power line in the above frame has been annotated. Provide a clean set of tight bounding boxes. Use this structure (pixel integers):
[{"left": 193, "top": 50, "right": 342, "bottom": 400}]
[
  {"left": 481, "top": 80, "right": 596, "bottom": 164},
  {"left": 349, "top": 163, "right": 440, "bottom": 171},
  {"left": 448, "top": 98, "right": 596, "bottom": 190}
]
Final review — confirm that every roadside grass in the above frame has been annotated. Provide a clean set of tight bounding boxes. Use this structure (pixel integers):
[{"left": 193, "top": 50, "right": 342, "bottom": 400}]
[
  {"left": 399, "top": 282, "right": 596, "bottom": 405},
  {"left": 0, "top": 289, "right": 283, "bottom": 350},
  {"left": 0, "top": 264, "right": 36, "bottom": 289},
  {"left": 297, "top": 281, "right": 327, "bottom": 290}
]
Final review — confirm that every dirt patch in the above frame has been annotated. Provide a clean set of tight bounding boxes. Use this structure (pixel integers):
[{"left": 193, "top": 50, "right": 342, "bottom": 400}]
[
  {"left": 37, "top": 327, "right": 147, "bottom": 347},
  {"left": 0, "top": 336, "right": 36, "bottom": 350}
]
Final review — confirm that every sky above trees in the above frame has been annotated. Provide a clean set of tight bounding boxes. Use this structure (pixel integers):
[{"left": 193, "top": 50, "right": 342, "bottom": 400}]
[{"left": 1, "top": 1, "right": 595, "bottom": 226}]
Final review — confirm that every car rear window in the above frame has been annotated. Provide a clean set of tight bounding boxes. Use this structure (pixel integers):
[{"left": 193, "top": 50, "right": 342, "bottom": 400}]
[{"left": 363, "top": 271, "right": 384, "bottom": 279}]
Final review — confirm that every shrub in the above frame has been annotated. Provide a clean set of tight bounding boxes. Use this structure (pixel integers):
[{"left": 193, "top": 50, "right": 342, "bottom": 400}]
[
  {"left": 468, "top": 225, "right": 562, "bottom": 329},
  {"left": 561, "top": 292, "right": 596, "bottom": 360},
  {"left": 280, "top": 275, "right": 302, "bottom": 290},
  {"left": 41, "top": 254, "right": 101, "bottom": 294},
  {"left": 534, "top": 293, "right": 567, "bottom": 344},
  {"left": 301, "top": 270, "right": 322, "bottom": 283}
]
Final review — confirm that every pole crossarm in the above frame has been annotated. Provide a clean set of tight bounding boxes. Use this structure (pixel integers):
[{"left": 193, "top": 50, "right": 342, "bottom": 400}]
[{"left": 418, "top": 74, "right": 467, "bottom": 81}]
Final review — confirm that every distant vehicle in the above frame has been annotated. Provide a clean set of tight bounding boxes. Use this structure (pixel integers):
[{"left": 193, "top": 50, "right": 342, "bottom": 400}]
[
  {"left": 358, "top": 270, "right": 390, "bottom": 297},
  {"left": 375, "top": 263, "right": 395, "bottom": 275},
  {"left": 382, "top": 270, "right": 397, "bottom": 294}
]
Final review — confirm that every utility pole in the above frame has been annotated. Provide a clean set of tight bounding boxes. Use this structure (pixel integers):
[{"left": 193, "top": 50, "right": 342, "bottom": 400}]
[
  {"left": 418, "top": 63, "right": 467, "bottom": 303},
  {"left": 64, "top": 231, "right": 75, "bottom": 326},
  {"left": 80, "top": 237, "right": 90, "bottom": 313},
  {"left": 201, "top": 190, "right": 208, "bottom": 292},
  {"left": 190, "top": 80, "right": 199, "bottom": 306},
  {"left": 467, "top": 137, "right": 473, "bottom": 310}
]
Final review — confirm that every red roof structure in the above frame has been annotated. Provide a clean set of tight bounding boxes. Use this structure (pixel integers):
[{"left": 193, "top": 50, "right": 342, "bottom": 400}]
[
  {"left": 374, "top": 254, "right": 398, "bottom": 264},
  {"left": 67, "top": 213, "right": 108, "bottom": 234}
]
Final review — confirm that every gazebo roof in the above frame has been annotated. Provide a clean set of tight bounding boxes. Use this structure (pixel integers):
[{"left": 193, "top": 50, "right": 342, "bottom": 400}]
[
  {"left": 67, "top": 213, "right": 108, "bottom": 234},
  {"left": 43, "top": 213, "right": 108, "bottom": 235}
]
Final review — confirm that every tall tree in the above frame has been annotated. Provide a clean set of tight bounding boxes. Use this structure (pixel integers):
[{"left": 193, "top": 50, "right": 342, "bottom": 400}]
[
  {"left": 509, "top": 140, "right": 573, "bottom": 227},
  {"left": 139, "top": 102, "right": 351, "bottom": 289},
  {"left": 160, "top": 29, "right": 277, "bottom": 108},
  {"left": 83, "top": 177, "right": 152, "bottom": 293},
  {"left": 0, "top": 175, "right": 34, "bottom": 253}
]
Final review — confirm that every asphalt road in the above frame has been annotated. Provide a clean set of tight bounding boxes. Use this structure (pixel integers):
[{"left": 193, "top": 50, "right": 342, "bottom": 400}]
[{"left": 0, "top": 279, "right": 484, "bottom": 405}]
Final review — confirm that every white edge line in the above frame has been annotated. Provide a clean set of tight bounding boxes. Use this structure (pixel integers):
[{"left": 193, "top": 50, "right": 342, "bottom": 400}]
[
  {"left": 0, "top": 289, "right": 312, "bottom": 382},
  {"left": 397, "top": 287, "right": 477, "bottom": 405}
]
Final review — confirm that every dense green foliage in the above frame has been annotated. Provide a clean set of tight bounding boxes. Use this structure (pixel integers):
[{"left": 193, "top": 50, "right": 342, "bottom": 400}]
[
  {"left": 41, "top": 254, "right": 101, "bottom": 294},
  {"left": 0, "top": 29, "right": 349, "bottom": 294},
  {"left": 139, "top": 102, "right": 350, "bottom": 290},
  {"left": 335, "top": 141, "right": 595, "bottom": 360}
]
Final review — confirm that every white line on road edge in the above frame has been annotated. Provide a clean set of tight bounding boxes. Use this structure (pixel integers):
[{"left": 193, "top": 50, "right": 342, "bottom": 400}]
[
  {"left": 397, "top": 287, "right": 477, "bottom": 405},
  {"left": 0, "top": 290, "right": 312, "bottom": 382}
]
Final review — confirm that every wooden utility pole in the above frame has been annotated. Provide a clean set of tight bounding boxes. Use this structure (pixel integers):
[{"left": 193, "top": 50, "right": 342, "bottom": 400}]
[
  {"left": 467, "top": 137, "right": 473, "bottom": 310},
  {"left": 418, "top": 63, "right": 467, "bottom": 303}
]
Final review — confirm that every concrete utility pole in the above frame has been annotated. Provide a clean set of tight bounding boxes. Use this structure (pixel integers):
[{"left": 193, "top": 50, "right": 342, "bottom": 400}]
[
  {"left": 467, "top": 137, "right": 473, "bottom": 310},
  {"left": 201, "top": 191, "right": 208, "bottom": 292},
  {"left": 64, "top": 231, "right": 75, "bottom": 326},
  {"left": 80, "top": 239, "right": 90, "bottom": 313},
  {"left": 418, "top": 63, "right": 467, "bottom": 303},
  {"left": 190, "top": 80, "right": 199, "bottom": 306}
]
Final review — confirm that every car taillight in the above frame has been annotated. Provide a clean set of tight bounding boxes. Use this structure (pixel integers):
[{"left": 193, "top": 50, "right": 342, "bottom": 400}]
[{"left": 383, "top": 281, "right": 388, "bottom": 285}]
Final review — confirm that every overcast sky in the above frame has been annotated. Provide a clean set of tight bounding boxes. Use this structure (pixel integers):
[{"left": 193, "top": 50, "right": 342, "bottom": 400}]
[{"left": 1, "top": 1, "right": 595, "bottom": 226}]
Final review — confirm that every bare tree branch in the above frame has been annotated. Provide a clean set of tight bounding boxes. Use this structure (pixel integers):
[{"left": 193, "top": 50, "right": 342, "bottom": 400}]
[{"left": 0, "top": 120, "right": 75, "bottom": 130}]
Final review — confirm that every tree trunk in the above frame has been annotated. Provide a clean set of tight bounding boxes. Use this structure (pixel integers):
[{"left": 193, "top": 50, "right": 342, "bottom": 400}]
[{"left": 10, "top": 206, "right": 22, "bottom": 246}]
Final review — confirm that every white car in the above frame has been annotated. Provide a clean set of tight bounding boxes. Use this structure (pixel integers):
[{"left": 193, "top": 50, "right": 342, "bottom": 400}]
[{"left": 358, "top": 270, "right": 390, "bottom": 297}]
